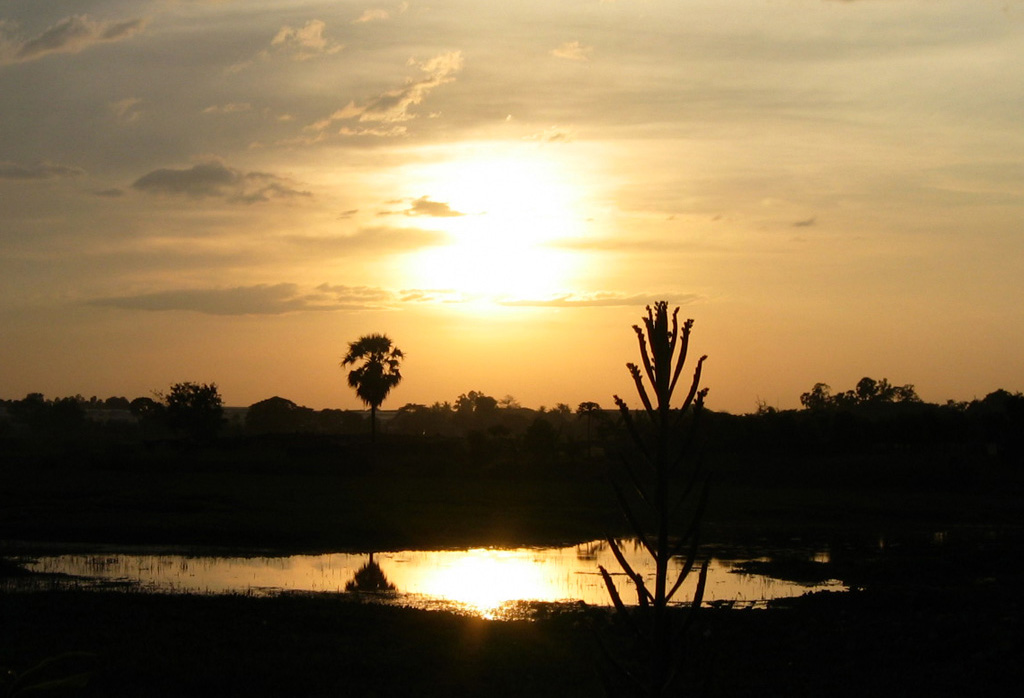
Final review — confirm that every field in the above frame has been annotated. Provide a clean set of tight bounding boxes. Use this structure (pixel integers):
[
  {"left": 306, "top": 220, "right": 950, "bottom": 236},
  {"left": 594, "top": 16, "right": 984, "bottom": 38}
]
[{"left": 2, "top": 432, "right": 1023, "bottom": 696}]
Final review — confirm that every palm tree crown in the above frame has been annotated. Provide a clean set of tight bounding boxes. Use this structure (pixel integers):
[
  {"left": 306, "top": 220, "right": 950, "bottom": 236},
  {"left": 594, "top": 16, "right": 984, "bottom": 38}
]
[{"left": 341, "top": 333, "right": 404, "bottom": 438}]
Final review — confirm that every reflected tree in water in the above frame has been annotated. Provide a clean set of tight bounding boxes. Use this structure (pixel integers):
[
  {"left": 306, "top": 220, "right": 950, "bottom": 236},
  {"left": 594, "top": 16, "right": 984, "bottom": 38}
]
[
  {"left": 345, "top": 554, "right": 396, "bottom": 593},
  {"left": 600, "top": 301, "right": 710, "bottom": 697}
]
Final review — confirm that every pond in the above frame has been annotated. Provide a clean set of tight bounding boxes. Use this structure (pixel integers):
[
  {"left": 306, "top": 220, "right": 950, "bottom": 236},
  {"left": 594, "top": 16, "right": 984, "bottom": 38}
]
[{"left": 11, "top": 539, "right": 845, "bottom": 619}]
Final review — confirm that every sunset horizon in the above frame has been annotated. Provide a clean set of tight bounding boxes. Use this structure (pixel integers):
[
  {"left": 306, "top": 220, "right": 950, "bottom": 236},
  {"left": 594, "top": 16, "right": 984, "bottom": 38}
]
[{"left": 3, "top": 1, "right": 1022, "bottom": 414}]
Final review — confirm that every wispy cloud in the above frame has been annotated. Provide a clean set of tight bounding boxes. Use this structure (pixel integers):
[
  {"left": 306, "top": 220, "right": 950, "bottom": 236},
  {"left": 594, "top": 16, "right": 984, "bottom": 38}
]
[
  {"left": 551, "top": 41, "right": 592, "bottom": 61},
  {"left": 353, "top": 3, "right": 408, "bottom": 24},
  {"left": 131, "top": 161, "right": 311, "bottom": 204},
  {"left": 0, "top": 161, "right": 85, "bottom": 180},
  {"left": 397, "top": 288, "right": 465, "bottom": 304},
  {"left": 228, "top": 19, "right": 342, "bottom": 72},
  {"left": 110, "top": 97, "right": 143, "bottom": 124},
  {"left": 354, "top": 9, "right": 390, "bottom": 24},
  {"left": 285, "top": 226, "right": 448, "bottom": 253},
  {"left": 307, "top": 51, "right": 464, "bottom": 138},
  {"left": 202, "top": 103, "right": 252, "bottom": 115},
  {"left": 499, "top": 292, "right": 702, "bottom": 308},
  {"left": 0, "top": 15, "right": 145, "bottom": 65},
  {"left": 269, "top": 19, "right": 343, "bottom": 61},
  {"left": 404, "top": 196, "right": 465, "bottom": 217},
  {"left": 524, "top": 126, "right": 576, "bottom": 143},
  {"left": 547, "top": 236, "right": 690, "bottom": 252},
  {"left": 90, "top": 283, "right": 395, "bottom": 316}
]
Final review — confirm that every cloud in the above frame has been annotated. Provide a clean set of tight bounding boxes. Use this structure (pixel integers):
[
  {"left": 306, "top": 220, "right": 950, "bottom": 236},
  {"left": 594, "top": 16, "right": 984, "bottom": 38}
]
[
  {"left": 270, "top": 20, "right": 342, "bottom": 60},
  {"left": 548, "top": 234, "right": 729, "bottom": 254},
  {"left": 285, "top": 226, "right": 448, "bottom": 253},
  {"left": 354, "top": 9, "right": 391, "bottom": 24},
  {"left": 1, "top": 15, "right": 145, "bottom": 65},
  {"left": 551, "top": 41, "right": 592, "bottom": 61},
  {"left": 87, "top": 283, "right": 700, "bottom": 316},
  {"left": 110, "top": 97, "right": 143, "bottom": 124},
  {"left": 353, "top": 3, "right": 409, "bottom": 24},
  {"left": 90, "top": 283, "right": 395, "bottom": 316},
  {"left": 0, "top": 161, "right": 85, "bottom": 180},
  {"left": 314, "top": 283, "right": 396, "bottom": 305},
  {"left": 131, "top": 161, "right": 311, "bottom": 204},
  {"left": 524, "top": 126, "right": 576, "bottom": 143},
  {"left": 202, "top": 103, "right": 252, "bottom": 115},
  {"left": 499, "top": 292, "right": 702, "bottom": 308},
  {"left": 404, "top": 196, "right": 465, "bottom": 217},
  {"left": 792, "top": 216, "right": 817, "bottom": 227},
  {"left": 397, "top": 288, "right": 468, "bottom": 304},
  {"left": 94, "top": 188, "right": 124, "bottom": 198},
  {"left": 308, "top": 51, "right": 463, "bottom": 137}
]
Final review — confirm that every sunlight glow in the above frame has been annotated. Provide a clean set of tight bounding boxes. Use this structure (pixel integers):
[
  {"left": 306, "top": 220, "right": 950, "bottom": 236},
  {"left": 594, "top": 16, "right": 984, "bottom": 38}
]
[
  {"left": 400, "top": 145, "right": 588, "bottom": 301},
  {"left": 414, "top": 548, "right": 562, "bottom": 618}
]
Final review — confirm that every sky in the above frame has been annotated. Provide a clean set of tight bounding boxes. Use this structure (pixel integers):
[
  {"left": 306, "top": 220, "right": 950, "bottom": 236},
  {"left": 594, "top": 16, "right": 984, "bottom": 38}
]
[{"left": 1, "top": 0, "right": 1022, "bottom": 414}]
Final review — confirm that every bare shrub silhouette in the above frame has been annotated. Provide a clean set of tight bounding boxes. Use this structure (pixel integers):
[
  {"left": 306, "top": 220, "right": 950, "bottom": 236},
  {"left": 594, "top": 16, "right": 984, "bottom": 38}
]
[{"left": 599, "top": 301, "right": 710, "bottom": 696}]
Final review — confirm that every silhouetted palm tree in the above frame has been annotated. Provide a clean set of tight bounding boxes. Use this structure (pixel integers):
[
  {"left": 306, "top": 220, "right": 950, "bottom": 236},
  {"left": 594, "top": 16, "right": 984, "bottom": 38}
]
[{"left": 341, "top": 333, "right": 404, "bottom": 441}]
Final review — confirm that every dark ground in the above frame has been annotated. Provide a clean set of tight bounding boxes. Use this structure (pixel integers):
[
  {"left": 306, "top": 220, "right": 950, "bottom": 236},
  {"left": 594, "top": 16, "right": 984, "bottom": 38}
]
[
  {"left": 2, "top": 580, "right": 1021, "bottom": 697},
  {"left": 2, "top": 435, "right": 1023, "bottom": 696}
]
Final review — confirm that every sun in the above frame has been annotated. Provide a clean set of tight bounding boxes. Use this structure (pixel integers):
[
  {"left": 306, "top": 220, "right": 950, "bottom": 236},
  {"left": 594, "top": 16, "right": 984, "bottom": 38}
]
[{"left": 399, "top": 145, "right": 587, "bottom": 300}]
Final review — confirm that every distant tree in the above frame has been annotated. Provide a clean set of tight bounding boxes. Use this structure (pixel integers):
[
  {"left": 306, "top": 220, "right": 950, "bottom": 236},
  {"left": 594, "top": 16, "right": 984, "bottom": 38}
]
[
  {"left": 800, "top": 383, "right": 833, "bottom": 410},
  {"left": 162, "top": 382, "right": 224, "bottom": 442},
  {"left": 129, "top": 396, "right": 163, "bottom": 421},
  {"left": 8, "top": 393, "right": 85, "bottom": 434},
  {"left": 103, "top": 396, "right": 131, "bottom": 410},
  {"left": 455, "top": 391, "right": 497, "bottom": 415},
  {"left": 246, "top": 396, "right": 314, "bottom": 434},
  {"left": 8, "top": 393, "right": 48, "bottom": 431},
  {"left": 576, "top": 401, "right": 602, "bottom": 457},
  {"left": 341, "top": 333, "right": 404, "bottom": 441},
  {"left": 498, "top": 395, "right": 521, "bottom": 409},
  {"left": 390, "top": 403, "right": 455, "bottom": 436},
  {"left": 523, "top": 416, "right": 559, "bottom": 458},
  {"left": 800, "top": 377, "right": 920, "bottom": 410}
]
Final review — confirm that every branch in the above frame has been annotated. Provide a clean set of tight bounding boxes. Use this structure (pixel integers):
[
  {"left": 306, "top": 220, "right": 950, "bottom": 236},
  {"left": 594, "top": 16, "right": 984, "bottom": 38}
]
[
  {"left": 668, "top": 318, "right": 694, "bottom": 396},
  {"left": 612, "top": 482, "right": 656, "bottom": 559},
  {"left": 614, "top": 396, "right": 652, "bottom": 462},
  {"left": 633, "top": 325, "right": 657, "bottom": 391},
  {"left": 678, "top": 559, "right": 709, "bottom": 637},
  {"left": 608, "top": 537, "right": 653, "bottom": 606},
  {"left": 598, "top": 564, "right": 630, "bottom": 616},
  {"left": 627, "top": 363, "right": 655, "bottom": 416},
  {"left": 678, "top": 356, "right": 707, "bottom": 413},
  {"left": 618, "top": 452, "right": 655, "bottom": 508},
  {"left": 667, "top": 306, "right": 680, "bottom": 368},
  {"left": 669, "top": 477, "right": 709, "bottom": 562}
]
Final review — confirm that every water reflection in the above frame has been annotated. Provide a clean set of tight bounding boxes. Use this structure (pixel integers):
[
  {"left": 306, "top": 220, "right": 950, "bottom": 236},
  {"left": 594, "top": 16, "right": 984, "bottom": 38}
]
[
  {"left": 17, "top": 540, "right": 845, "bottom": 618},
  {"left": 345, "top": 554, "right": 396, "bottom": 593}
]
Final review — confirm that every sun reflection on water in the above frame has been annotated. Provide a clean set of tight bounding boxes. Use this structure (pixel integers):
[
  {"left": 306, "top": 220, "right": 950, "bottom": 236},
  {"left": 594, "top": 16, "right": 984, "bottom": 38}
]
[
  {"left": 18, "top": 541, "right": 846, "bottom": 618},
  {"left": 411, "top": 548, "right": 563, "bottom": 619}
]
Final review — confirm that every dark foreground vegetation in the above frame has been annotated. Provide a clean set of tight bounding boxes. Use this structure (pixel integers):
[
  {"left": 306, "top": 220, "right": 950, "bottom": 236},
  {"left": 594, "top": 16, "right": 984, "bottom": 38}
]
[
  {"left": 2, "top": 382, "right": 1023, "bottom": 696},
  {"left": 3, "top": 552, "right": 1022, "bottom": 697}
]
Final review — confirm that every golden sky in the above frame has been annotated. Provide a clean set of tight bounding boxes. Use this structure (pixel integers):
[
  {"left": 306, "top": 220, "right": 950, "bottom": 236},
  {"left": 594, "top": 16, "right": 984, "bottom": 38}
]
[{"left": 1, "top": 0, "right": 1022, "bottom": 413}]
